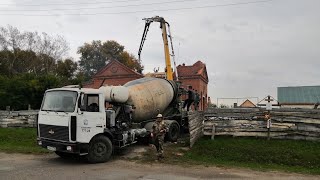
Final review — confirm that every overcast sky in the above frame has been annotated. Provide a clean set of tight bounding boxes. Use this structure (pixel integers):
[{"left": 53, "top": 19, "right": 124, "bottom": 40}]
[{"left": 1, "top": 0, "right": 319, "bottom": 105}]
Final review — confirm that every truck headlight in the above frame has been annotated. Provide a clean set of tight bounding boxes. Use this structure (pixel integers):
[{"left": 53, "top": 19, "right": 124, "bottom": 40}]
[{"left": 66, "top": 146, "right": 72, "bottom": 151}]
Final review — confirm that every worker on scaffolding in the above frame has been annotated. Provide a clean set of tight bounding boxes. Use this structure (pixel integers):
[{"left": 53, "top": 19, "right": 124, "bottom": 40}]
[
  {"left": 183, "top": 86, "right": 195, "bottom": 111},
  {"left": 194, "top": 90, "right": 200, "bottom": 111}
]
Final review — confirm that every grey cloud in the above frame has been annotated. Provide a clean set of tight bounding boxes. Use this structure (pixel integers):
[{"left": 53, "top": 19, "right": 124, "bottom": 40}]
[{"left": 0, "top": 0, "right": 319, "bottom": 104}]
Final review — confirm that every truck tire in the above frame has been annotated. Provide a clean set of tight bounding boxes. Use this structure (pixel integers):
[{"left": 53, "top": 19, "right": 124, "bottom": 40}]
[
  {"left": 166, "top": 122, "right": 180, "bottom": 142},
  {"left": 86, "top": 135, "right": 113, "bottom": 163}
]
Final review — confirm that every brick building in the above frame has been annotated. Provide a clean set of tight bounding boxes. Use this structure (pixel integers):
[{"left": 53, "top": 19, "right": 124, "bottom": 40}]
[
  {"left": 177, "top": 61, "right": 209, "bottom": 111},
  {"left": 84, "top": 60, "right": 143, "bottom": 88},
  {"left": 84, "top": 60, "right": 209, "bottom": 110}
]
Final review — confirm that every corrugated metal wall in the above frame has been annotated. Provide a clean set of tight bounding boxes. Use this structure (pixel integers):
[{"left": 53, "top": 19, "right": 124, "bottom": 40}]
[{"left": 278, "top": 86, "right": 320, "bottom": 103}]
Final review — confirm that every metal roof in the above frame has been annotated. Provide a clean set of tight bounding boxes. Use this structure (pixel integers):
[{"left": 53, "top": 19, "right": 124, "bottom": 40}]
[{"left": 277, "top": 86, "right": 320, "bottom": 104}]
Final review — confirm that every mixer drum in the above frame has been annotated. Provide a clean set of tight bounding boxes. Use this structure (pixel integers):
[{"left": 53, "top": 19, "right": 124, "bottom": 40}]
[{"left": 124, "top": 78, "right": 176, "bottom": 122}]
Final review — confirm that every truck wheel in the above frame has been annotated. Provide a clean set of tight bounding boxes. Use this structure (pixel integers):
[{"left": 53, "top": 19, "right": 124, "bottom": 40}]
[
  {"left": 167, "top": 122, "right": 180, "bottom": 142},
  {"left": 55, "top": 151, "right": 74, "bottom": 159},
  {"left": 86, "top": 135, "right": 112, "bottom": 163}
]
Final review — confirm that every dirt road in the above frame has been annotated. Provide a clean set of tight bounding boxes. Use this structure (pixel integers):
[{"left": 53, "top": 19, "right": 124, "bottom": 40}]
[{"left": 0, "top": 152, "right": 318, "bottom": 180}]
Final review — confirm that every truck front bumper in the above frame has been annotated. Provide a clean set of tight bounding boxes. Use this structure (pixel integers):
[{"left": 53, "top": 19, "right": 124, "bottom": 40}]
[{"left": 37, "top": 138, "right": 88, "bottom": 154}]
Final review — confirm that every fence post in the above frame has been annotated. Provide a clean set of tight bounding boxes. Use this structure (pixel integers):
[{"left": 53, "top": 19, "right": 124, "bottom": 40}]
[
  {"left": 211, "top": 123, "right": 215, "bottom": 140},
  {"left": 267, "top": 118, "right": 271, "bottom": 140}
]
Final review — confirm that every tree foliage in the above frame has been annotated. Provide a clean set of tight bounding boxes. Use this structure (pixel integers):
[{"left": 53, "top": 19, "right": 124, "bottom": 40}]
[
  {"left": 208, "top": 103, "right": 217, "bottom": 108},
  {"left": 0, "top": 74, "right": 62, "bottom": 110},
  {"left": 0, "top": 26, "right": 143, "bottom": 110},
  {"left": 56, "top": 58, "right": 78, "bottom": 79},
  {"left": 0, "top": 25, "right": 78, "bottom": 110},
  {"left": 78, "top": 40, "right": 143, "bottom": 80},
  {"left": 219, "top": 104, "right": 229, "bottom": 108},
  {"left": 0, "top": 25, "right": 69, "bottom": 76}
]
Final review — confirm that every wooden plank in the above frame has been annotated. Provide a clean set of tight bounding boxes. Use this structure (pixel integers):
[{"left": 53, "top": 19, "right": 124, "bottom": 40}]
[
  {"left": 206, "top": 108, "right": 260, "bottom": 113},
  {"left": 272, "top": 118, "right": 320, "bottom": 124}
]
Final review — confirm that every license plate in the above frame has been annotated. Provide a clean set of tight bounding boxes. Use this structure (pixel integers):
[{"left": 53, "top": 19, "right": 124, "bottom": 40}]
[{"left": 47, "top": 146, "right": 56, "bottom": 151}]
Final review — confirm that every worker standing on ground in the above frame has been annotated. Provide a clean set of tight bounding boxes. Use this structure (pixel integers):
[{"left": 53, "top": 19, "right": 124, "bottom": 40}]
[
  {"left": 194, "top": 90, "right": 200, "bottom": 111},
  {"left": 151, "top": 114, "right": 168, "bottom": 160},
  {"left": 183, "top": 86, "right": 195, "bottom": 111}
]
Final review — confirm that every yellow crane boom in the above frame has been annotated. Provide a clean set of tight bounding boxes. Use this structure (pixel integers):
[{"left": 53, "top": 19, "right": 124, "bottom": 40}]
[{"left": 138, "top": 16, "right": 176, "bottom": 81}]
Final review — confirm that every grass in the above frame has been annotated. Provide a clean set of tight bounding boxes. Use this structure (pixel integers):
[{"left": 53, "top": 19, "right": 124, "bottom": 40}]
[
  {"left": 0, "top": 128, "right": 49, "bottom": 154},
  {"left": 139, "top": 136, "right": 320, "bottom": 175},
  {"left": 1, "top": 128, "right": 320, "bottom": 174}
]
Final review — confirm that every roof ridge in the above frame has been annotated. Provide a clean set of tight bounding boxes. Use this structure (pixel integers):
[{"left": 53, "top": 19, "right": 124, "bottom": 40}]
[{"left": 93, "top": 60, "right": 143, "bottom": 77}]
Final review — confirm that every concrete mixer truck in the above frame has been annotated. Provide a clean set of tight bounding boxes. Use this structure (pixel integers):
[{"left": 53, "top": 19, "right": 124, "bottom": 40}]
[{"left": 36, "top": 77, "right": 186, "bottom": 163}]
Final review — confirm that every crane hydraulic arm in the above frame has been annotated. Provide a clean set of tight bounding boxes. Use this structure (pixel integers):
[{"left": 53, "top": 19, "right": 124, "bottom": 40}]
[{"left": 138, "top": 16, "right": 177, "bottom": 81}]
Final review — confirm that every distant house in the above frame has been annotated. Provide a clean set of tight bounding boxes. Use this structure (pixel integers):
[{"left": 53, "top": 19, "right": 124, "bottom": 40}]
[
  {"left": 278, "top": 86, "right": 320, "bottom": 109},
  {"left": 239, "top": 99, "right": 256, "bottom": 108}
]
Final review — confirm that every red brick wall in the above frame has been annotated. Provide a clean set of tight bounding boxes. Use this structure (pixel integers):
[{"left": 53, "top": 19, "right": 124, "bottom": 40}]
[
  {"left": 83, "top": 60, "right": 143, "bottom": 89},
  {"left": 90, "top": 76, "right": 141, "bottom": 88}
]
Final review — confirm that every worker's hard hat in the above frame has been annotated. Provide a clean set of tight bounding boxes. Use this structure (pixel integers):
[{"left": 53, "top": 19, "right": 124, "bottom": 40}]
[{"left": 156, "top": 114, "right": 163, "bottom": 118}]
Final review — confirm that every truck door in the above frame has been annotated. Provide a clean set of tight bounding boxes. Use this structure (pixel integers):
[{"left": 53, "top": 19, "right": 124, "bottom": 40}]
[{"left": 77, "top": 93, "right": 105, "bottom": 143}]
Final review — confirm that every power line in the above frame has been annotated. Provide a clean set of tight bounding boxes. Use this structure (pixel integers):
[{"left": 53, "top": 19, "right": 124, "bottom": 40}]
[
  {"left": 0, "top": 0, "right": 199, "bottom": 12},
  {"left": 0, "top": 0, "right": 274, "bottom": 16},
  {"left": 0, "top": 0, "right": 144, "bottom": 7}
]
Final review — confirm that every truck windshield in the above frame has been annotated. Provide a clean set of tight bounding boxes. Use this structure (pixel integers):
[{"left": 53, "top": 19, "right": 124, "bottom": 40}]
[{"left": 41, "top": 91, "right": 78, "bottom": 112}]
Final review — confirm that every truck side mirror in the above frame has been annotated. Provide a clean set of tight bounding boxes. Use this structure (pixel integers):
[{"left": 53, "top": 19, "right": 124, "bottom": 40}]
[
  {"left": 78, "top": 93, "right": 84, "bottom": 114},
  {"left": 78, "top": 93, "right": 82, "bottom": 108}
]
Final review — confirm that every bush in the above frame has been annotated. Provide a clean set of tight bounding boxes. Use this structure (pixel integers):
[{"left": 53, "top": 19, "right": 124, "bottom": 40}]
[{"left": 0, "top": 74, "right": 62, "bottom": 110}]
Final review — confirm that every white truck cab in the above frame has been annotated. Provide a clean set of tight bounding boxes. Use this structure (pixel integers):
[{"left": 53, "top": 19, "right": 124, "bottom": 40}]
[{"left": 37, "top": 88, "right": 117, "bottom": 163}]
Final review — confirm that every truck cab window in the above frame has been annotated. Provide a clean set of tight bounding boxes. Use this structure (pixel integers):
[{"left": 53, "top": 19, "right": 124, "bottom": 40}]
[
  {"left": 84, "top": 94, "right": 99, "bottom": 112},
  {"left": 42, "top": 91, "right": 77, "bottom": 112}
]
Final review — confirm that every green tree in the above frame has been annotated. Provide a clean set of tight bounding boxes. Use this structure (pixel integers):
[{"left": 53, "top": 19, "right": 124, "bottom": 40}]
[
  {"left": 0, "top": 49, "right": 38, "bottom": 76},
  {"left": 0, "top": 73, "right": 62, "bottom": 110},
  {"left": 119, "top": 51, "right": 143, "bottom": 73},
  {"left": 0, "top": 25, "right": 78, "bottom": 110},
  {"left": 78, "top": 40, "right": 143, "bottom": 80},
  {"left": 0, "top": 25, "right": 69, "bottom": 76},
  {"left": 0, "top": 50, "right": 11, "bottom": 75},
  {"left": 219, "top": 104, "right": 229, "bottom": 108},
  {"left": 208, "top": 103, "right": 217, "bottom": 108},
  {"left": 56, "top": 58, "right": 78, "bottom": 79}
]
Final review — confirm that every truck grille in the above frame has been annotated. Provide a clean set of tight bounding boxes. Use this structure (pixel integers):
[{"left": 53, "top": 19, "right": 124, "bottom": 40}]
[{"left": 39, "top": 124, "right": 69, "bottom": 142}]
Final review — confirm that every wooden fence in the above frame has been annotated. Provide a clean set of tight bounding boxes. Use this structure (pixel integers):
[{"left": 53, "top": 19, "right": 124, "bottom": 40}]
[
  {"left": 0, "top": 110, "right": 37, "bottom": 128},
  {"left": 3, "top": 108, "right": 319, "bottom": 144},
  {"left": 188, "top": 111, "right": 204, "bottom": 147},
  {"left": 203, "top": 108, "right": 320, "bottom": 141}
]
